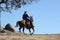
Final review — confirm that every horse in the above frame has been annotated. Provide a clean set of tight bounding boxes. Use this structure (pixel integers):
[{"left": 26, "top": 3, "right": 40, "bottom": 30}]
[{"left": 16, "top": 16, "right": 35, "bottom": 35}]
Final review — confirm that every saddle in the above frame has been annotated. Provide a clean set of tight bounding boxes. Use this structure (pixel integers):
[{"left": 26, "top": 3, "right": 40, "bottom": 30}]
[
  {"left": 26, "top": 20, "right": 30, "bottom": 25},
  {"left": 21, "top": 19, "right": 30, "bottom": 25}
]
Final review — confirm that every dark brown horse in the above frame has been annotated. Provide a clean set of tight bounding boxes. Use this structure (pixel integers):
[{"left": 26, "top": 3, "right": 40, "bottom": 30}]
[{"left": 16, "top": 16, "right": 35, "bottom": 35}]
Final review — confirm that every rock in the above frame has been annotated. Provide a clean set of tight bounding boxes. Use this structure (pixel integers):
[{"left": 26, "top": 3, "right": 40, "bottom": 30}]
[
  {"left": 0, "top": 30, "right": 5, "bottom": 33},
  {"left": 4, "top": 23, "right": 15, "bottom": 32},
  {"left": 0, "top": 25, "right": 5, "bottom": 33}
]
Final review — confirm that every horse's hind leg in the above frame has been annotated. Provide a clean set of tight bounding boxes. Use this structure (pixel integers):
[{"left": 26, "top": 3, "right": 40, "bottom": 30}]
[
  {"left": 22, "top": 27, "right": 25, "bottom": 34},
  {"left": 19, "top": 27, "right": 22, "bottom": 32},
  {"left": 32, "top": 27, "right": 35, "bottom": 34},
  {"left": 29, "top": 29, "right": 32, "bottom": 35}
]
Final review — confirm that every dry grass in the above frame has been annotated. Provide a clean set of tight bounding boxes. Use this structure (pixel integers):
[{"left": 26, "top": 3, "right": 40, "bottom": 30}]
[{"left": 0, "top": 32, "right": 60, "bottom": 40}]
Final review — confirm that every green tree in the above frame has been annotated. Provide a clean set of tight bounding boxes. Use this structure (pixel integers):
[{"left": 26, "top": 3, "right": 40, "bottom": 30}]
[{"left": 0, "top": 0, "right": 37, "bottom": 13}]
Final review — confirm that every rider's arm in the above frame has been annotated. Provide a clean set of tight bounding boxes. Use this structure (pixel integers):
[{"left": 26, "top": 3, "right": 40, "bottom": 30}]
[{"left": 26, "top": 14, "right": 30, "bottom": 18}]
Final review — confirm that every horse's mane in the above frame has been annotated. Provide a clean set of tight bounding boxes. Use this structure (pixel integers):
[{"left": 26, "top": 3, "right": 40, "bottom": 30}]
[{"left": 30, "top": 16, "right": 34, "bottom": 22}]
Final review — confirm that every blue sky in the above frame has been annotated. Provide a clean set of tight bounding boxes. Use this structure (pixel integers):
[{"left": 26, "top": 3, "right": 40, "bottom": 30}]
[{"left": 1, "top": 0, "right": 60, "bottom": 34}]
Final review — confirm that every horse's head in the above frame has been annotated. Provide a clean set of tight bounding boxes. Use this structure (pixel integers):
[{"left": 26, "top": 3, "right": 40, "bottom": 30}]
[{"left": 30, "top": 16, "right": 34, "bottom": 22}]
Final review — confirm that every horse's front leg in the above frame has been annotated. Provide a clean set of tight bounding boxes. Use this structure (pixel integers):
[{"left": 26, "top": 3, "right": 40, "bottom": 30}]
[
  {"left": 32, "top": 27, "right": 35, "bottom": 34},
  {"left": 30, "top": 27, "right": 35, "bottom": 35}
]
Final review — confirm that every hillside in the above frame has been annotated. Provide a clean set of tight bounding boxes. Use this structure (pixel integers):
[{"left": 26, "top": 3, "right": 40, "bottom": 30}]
[{"left": 0, "top": 32, "right": 60, "bottom": 40}]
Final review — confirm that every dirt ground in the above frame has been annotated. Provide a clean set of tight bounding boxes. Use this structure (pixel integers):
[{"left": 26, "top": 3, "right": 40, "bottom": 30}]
[{"left": 0, "top": 32, "right": 60, "bottom": 40}]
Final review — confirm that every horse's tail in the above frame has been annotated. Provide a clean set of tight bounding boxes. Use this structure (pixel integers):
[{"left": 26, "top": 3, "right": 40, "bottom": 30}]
[{"left": 16, "top": 21, "right": 20, "bottom": 27}]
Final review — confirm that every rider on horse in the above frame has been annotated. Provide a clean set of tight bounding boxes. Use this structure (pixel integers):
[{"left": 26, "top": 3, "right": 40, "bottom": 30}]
[
  {"left": 22, "top": 11, "right": 30, "bottom": 22},
  {"left": 22, "top": 11, "right": 32, "bottom": 25},
  {"left": 22, "top": 11, "right": 31, "bottom": 23}
]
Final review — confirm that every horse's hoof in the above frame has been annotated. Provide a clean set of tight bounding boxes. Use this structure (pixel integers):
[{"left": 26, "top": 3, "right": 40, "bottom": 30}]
[
  {"left": 30, "top": 34, "right": 32, "bottom": 35},
  {"left": 30, "top": 33, "right": 33, "bottom": 35},
  {"left": 23, "top": 33, "right": 26, "bottom": 35},
  {"left": 19, "top": 31, "right": 21, "bottom": 33}
]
